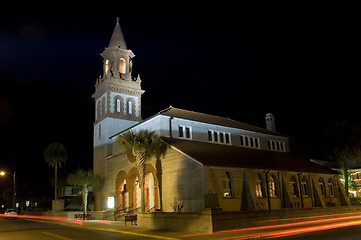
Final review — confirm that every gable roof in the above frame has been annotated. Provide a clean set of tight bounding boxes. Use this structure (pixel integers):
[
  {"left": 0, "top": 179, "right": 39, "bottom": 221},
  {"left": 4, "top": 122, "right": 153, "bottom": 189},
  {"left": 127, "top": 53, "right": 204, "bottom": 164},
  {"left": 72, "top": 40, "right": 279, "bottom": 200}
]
[
  {"left": 162, "top": 137, "right": 338, "bottom": 175},
  {"left": 110, "top": 106, "right": 287, "bottom": 140},
  {"left": 159, "top": 106, "right": 287, "bottom": 137}
]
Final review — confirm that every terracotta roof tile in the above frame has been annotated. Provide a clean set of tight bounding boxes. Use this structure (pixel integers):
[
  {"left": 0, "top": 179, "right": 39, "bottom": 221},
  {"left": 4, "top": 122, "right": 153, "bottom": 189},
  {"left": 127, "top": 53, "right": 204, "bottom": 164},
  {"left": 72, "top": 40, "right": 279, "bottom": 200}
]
[
  {"left": 162, "top": 137, "right": 338, "bottom": 175},
  {"left": 160, "top": 106, "right": 287, "bottom": 136}
]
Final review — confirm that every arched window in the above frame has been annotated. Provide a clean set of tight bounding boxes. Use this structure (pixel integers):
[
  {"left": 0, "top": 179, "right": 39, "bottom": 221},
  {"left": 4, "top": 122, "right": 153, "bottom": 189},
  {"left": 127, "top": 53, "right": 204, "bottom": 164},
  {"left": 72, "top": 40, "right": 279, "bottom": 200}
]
[
  {"left": 119, "top": 58, "right": 126, "bottom": 74},
  {"left": 223, "top": 172, "right": 234, "bottom": 198},
  {"left": 290, "top": 176, "right": 299, "bottom": 197},
  {"left": 114, "top": 96, "right": 123, "bottom": 114},
  {"left": 105, "top": 59, "right": 109, "bottom": 74},
  {"left": 269, "top": 174, "right": 280, "bottom": 197},
  {"left": 328, "top": 178, "right": 335, "bottom": 197},
  {"left": 113, "top": 98, "right": 120, "bottom": 113},
  {"left": 256, "top": 174, "right": 266, "bottom": 197},
  {"left": 116, "top": 98, "right": 121, "bottom": 112},
  {"left": 318, "top": 178, "right": 326, "bottom": 197},
  {"left": 128, "top": 100, "right": 132, "bottom": 114},
  {"left": 301, "top": 176, "right": 309, "bottom": 197}
]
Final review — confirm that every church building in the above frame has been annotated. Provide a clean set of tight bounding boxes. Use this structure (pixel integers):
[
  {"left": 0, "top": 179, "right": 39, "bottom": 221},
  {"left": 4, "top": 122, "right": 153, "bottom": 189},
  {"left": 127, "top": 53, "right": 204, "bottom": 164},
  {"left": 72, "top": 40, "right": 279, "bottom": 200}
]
[{"left": 92, "top": 20, "right": 349, "bottom": 213}]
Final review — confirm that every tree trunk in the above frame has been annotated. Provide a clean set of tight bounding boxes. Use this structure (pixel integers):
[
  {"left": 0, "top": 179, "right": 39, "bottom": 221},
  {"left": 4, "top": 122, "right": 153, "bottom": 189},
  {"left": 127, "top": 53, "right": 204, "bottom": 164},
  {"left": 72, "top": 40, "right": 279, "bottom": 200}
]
[
  {"left": 82, "top": 185, "right": 88, "bottom": 217},
  {"left": 156, "top": 157, "right": 163, "bottom": 210},
  {"left": 344, "top": 158, "right": 349, "bottom": 197},
  {"left": 54, "top": 164, "right": 58, "bottom": 200},
  {"left": 136, "top": 150, "right": 147, "bottom": 212},
  {"left": 140, "top": 180, "right": 145, "bottom": 212}
]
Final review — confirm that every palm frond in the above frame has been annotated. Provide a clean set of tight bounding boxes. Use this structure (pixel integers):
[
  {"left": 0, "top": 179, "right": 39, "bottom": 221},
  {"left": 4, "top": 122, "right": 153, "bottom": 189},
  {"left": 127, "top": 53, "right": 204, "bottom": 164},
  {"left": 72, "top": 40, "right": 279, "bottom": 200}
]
[
  {"left": 67, "top": 169, "right": 101, "bottom": 187},
  {"left": 43, "top": 142, "right": 68, "bottom": 167}
]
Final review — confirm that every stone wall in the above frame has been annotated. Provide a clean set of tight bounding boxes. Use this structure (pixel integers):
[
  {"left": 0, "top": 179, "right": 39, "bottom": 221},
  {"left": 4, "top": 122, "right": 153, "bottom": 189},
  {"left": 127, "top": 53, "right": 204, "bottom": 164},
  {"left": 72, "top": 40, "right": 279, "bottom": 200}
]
[
  {"left": 137, "top": 209, "right": 214, "bottom": 233},
  {"left": 138, "top": 206, "right": 361, "bottom": 233}
]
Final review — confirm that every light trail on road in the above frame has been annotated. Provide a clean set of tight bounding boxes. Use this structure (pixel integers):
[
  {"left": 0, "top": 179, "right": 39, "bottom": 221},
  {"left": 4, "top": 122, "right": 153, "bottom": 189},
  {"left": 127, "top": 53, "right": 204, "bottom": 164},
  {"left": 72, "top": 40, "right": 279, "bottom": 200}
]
[
  {"left": 255, "top": 211, "right": 361, "bottom": 223},
  {"left": 181, "top": 211, "right": 361, "bottom": 239},
  {"left": 215, "top": 219, "right": 361, "bottom": 240},
  {"left": 0, "top": 214, "right": 111, "bottom": 225}
]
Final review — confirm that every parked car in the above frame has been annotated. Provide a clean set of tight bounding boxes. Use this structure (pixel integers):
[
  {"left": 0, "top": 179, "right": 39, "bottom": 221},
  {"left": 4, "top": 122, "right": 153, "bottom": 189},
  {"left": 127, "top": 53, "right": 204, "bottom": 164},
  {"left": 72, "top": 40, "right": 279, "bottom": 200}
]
[{"left": 4, "top": 209, "right": 17, "bottom": 218}]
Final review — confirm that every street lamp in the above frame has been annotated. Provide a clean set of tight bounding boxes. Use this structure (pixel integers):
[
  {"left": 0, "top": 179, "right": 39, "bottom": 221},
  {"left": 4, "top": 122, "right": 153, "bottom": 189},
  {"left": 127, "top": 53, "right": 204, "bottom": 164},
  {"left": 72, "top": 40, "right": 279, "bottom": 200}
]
[{"left": 0, "top": 171, "right": 16, "bottom": 209}]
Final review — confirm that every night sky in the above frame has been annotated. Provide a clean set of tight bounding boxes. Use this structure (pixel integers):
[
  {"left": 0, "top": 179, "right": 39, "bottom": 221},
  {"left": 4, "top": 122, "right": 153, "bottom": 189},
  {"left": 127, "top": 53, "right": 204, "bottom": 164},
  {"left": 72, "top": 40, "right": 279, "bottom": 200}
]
[{"left": 0, "top": 3, "right": 360, "bottom": 200}]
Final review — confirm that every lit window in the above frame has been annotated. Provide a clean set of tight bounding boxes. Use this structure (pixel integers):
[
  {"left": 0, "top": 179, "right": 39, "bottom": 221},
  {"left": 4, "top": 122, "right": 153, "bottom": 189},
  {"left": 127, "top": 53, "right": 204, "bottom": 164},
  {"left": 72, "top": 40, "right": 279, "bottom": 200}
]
[
  {"left": 116, "top": 98, "right": 121, "bottom": 112},
  {"left": 256, "top": 174, "right": 266, "bottom": 197},
  {"left": 269, "top": 181, "right": 276, "bottom": 197},
  {"left": 128, "top": 101, "right": 132, "bottom": 114},
  {"left": 105, "top": 59, "right": 109, "bottom": 74},
  {"left": 223, "top": 172, "right": 234, "bottom": 198},
  {"left": 107, "top": 196, "right": 115, "bottom": 209},
  {"left": 269, "top": 175, "right": 279, "bottom": 197},
  {"left": 119, "top": 58, "right": 126, "bottom": 74}
]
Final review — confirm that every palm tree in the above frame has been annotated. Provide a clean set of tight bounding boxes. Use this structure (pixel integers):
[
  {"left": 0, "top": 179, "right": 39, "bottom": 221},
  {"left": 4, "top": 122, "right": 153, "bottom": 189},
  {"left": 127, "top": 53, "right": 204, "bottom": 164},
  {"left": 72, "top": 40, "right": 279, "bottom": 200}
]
[
  {"left": 116, "top": 130, "right": 168, "bottom": 212},
  {"left": 323, "top": 119, "right": 361, "bottom": 196},
  {"left": 44, "top": 142, "right": 68, "bottom": 200},
  {"left": 67, "top": 169, "right": 101, "bottom": 216},
  {"left": 153, "top": 135, "right": 169, "bottom": 211}
]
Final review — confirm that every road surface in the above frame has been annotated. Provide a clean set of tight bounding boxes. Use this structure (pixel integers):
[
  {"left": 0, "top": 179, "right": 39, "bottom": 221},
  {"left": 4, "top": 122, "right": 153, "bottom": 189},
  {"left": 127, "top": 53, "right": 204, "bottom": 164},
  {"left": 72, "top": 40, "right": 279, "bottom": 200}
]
[
  {"left": 0, "top": 217, "right": 175, "bottom": 240},
  {"left": 2, "top": 211, "right": 361, "bottom": 240}
]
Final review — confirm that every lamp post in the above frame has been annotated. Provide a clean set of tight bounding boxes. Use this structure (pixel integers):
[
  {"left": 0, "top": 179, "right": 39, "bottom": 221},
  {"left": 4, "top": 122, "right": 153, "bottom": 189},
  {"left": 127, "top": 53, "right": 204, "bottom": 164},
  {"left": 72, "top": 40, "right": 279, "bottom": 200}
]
[{"left": 0, "top": 171, "right": 16, "bottom": 209}]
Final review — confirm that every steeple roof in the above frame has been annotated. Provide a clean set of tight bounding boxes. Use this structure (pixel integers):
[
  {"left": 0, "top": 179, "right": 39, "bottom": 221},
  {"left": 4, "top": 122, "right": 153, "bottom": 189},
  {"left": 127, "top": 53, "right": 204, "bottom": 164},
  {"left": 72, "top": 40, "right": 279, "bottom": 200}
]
[{"left": 108, "top": 17, "right": 127, "bottom": 49}]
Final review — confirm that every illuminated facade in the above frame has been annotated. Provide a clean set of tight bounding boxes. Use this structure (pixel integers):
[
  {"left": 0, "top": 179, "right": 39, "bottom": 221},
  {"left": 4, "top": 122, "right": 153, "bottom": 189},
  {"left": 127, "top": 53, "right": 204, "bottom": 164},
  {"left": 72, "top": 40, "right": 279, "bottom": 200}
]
[
  {"left": 92, "top": 19, "right": 144, "bottom": 210},
  {"left": 350, "top": 169, "right": 361, "bottom": 197},
  {"left": 92, "top": 20, "right": 349, "bottom": 212}
]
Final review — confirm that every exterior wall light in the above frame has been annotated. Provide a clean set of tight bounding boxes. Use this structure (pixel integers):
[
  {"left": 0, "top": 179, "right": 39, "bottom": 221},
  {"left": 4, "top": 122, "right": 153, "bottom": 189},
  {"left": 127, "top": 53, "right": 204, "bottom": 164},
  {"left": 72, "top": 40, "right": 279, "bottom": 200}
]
[{"left": 107, "top": 196, "right": 115, "bottom": 209}]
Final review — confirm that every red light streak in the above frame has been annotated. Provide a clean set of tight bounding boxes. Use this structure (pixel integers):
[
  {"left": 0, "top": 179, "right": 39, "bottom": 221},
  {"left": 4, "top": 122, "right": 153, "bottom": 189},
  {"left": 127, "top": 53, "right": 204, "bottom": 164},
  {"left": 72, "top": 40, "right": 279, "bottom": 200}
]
[
  {"left": 212, "top": 219, "right": 361, "bottom": 240},
  {"left": 260, "top": 219, "right": 361, "bottom": 239},
  {"left": 256, "top": 211, "right": 361, "bottom": 223},
  {"left": 0, "top": 214, "right": 111, "bottom": 225},
  {"left": 0, "top": 214, "right": 84, "bottom": 224},
  {"left": 212, "top": 214, "right": 361, "bottom": 235},
  {"left": 181, "top": 212, "right": 361, "bottom": 239}
]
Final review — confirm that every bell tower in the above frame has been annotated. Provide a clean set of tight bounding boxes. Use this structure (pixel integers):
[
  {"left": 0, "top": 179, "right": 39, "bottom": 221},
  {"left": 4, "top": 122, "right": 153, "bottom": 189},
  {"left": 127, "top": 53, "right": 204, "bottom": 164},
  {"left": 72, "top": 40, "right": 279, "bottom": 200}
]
[{"left": 92, "top": 18, "right": 144, "bottom": 210}]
